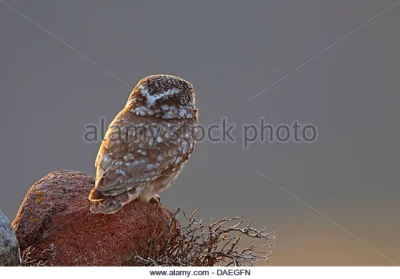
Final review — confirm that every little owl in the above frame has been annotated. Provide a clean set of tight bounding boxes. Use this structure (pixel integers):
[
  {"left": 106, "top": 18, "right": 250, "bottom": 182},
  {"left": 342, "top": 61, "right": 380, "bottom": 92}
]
[{"left": 89, "top": 74, "right": 198, "bottom": 214}]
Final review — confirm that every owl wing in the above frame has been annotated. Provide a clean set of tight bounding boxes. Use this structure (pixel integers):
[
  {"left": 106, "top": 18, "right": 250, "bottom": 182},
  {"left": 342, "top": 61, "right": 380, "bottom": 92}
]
[{"left": 92, "top": 113, "right": 191, "bottom": 198}]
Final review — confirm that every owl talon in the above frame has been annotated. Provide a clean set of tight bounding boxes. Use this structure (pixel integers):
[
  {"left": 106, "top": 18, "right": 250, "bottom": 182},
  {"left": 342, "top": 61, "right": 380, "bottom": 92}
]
[
  {"left": 150, "top": 194, "right": 161, "bottom": 204},
  {"left": 150, "top": 195, "right": 161, "bottom": 213}
]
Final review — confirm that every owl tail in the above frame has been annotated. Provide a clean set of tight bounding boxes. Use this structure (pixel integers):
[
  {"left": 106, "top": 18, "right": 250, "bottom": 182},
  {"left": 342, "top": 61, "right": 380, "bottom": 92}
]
[
  {"left": 88, "top": 188, "right": 125, "bottom": 214},
  {"left": 90, "top": 199, "right": 123, "bottom": 214},
  {"left": 89, "top": 187, "right": 136, "bottom": 214}
]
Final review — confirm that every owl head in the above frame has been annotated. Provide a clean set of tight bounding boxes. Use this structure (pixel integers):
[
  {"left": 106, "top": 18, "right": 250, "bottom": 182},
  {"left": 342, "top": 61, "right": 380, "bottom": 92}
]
[{"left": 126, "top": 74, "right": 197, "bottom": 120}]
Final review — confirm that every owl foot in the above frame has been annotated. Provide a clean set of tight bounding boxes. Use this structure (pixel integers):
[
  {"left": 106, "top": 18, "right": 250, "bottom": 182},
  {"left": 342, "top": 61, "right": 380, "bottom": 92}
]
[
  {"left": 150, "top": 194, "right": 161, "bottom": 204},
  {"left": 150, "top": 194, "right": 162, "bottom": 214}
]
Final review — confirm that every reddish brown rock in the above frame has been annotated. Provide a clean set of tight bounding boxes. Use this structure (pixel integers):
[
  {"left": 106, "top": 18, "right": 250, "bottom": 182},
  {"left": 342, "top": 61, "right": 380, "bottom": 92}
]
[{"left": 12, "top": 170, "right": 175, "bottom": 266}]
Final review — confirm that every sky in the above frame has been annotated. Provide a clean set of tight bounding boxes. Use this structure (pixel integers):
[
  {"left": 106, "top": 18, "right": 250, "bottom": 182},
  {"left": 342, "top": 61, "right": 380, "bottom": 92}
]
[{"left": 0, "top": 0, "right": 399, "bottom": 265}]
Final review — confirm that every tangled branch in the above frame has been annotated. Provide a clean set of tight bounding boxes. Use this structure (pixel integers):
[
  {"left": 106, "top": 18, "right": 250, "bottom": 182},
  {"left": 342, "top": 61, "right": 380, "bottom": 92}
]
[
  {"left": 20, "top": 244, "right": 54, "bottom": 266},
  {"left": 135, "top": 207, "right": 275, "bottom": 266}
]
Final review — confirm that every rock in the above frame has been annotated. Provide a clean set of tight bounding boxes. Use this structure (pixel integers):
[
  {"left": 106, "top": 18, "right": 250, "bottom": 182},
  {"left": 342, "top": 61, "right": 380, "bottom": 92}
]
[
  {"left": 0, "top": 210, "right": 20, "bottom": 266},
  {"left": 12, "top": 170, "right": 176, "bottom": 266}
]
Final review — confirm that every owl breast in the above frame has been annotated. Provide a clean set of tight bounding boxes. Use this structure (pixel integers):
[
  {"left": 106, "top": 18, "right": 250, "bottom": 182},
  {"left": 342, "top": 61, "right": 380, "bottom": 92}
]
[{"left": 131, "top": 118, "right": 197, "bottom": 202}]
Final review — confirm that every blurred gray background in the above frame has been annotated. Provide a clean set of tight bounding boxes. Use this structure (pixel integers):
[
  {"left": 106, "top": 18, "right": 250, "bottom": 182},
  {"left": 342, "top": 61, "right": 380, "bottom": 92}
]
[{"left": 1, "top": 0, "right": 399, "bottom": 265}]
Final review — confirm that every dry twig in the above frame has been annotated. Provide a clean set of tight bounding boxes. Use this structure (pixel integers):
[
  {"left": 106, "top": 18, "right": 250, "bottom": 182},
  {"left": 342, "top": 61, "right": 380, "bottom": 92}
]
[
  {"left": 20, "top": 244, "right": 54, "bottom": 266},
  {"left": 135, "top": 207, "right": 275, "bottom": 266}
]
